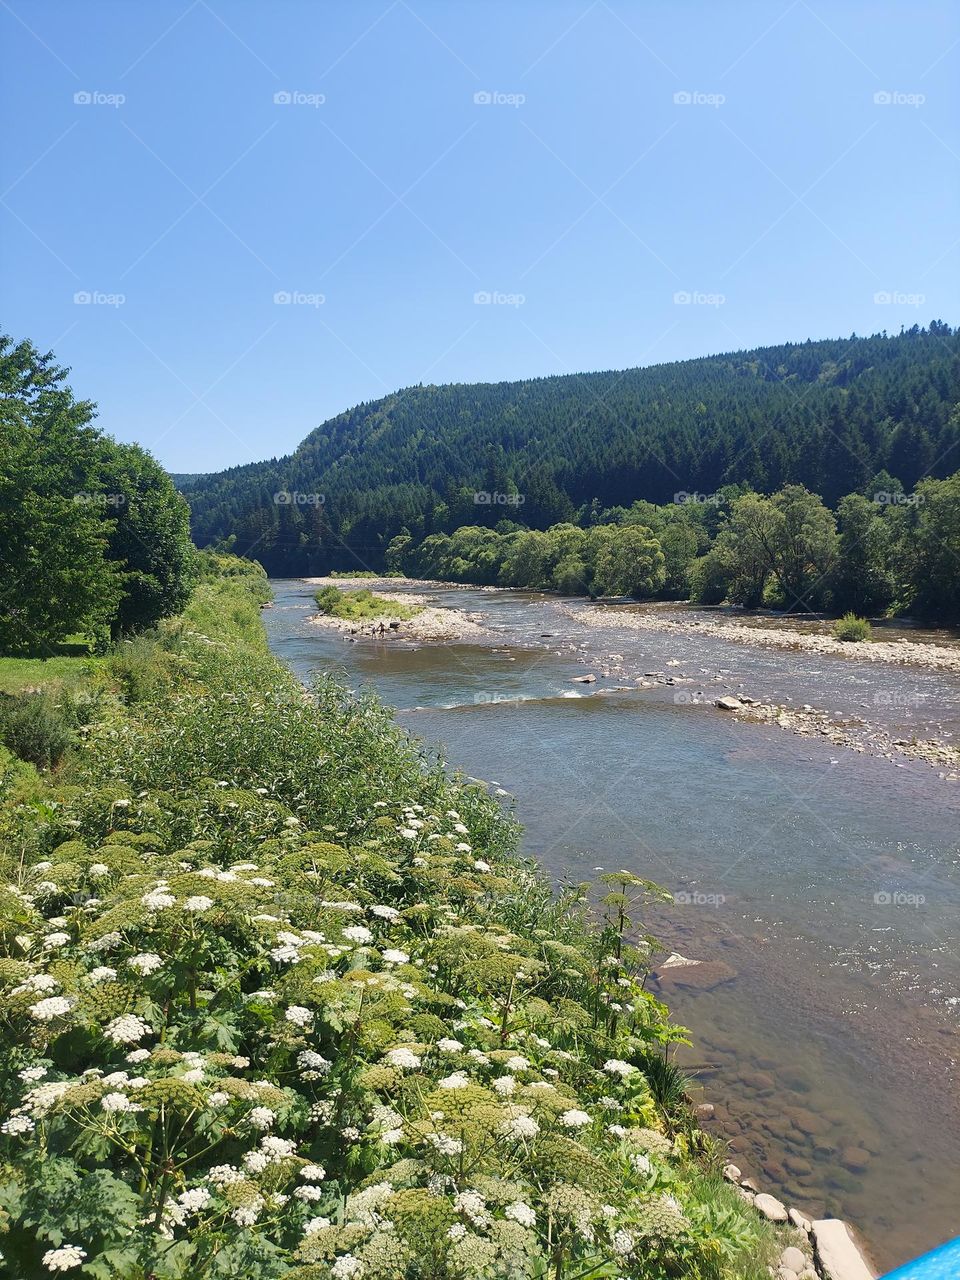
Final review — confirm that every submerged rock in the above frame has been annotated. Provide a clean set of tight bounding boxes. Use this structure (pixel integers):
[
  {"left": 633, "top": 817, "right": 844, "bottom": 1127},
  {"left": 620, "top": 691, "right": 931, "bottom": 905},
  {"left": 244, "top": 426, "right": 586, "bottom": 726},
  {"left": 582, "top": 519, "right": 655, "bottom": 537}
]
[{"left": 811, "top": 1219, "right": 877, "bottom": 1280}]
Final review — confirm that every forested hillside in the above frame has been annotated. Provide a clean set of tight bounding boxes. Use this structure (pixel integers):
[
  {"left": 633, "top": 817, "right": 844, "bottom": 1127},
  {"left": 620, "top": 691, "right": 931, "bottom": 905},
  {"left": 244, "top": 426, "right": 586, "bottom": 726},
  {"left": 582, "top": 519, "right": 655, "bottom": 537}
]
[{"left": 181, "top": 325, "right": 960, "bottom": 575}]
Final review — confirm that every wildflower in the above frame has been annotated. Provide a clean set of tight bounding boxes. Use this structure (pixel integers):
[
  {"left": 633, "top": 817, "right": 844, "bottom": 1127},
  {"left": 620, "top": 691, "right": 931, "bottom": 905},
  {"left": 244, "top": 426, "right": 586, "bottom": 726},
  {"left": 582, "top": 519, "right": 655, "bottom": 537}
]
[
  {"left": 454, "top": 1190, "right": 490, "bottom": 1227},
  {"left": 631, "top": 1153, "right": 652, "bottom": 1174},
  {"left": 104, "top": 1015, "right": 152, "bottom": 1045},
  {"left": 127, "top": 953, "right": 163, "bottom": 975},
  {"left": 14, "top": 974, "right": 60, "bottom": 995},
  {"left": 177, "top": 1187, "right": 211, "bottom": 1213},
  {"left": 18, "top": 1066, "right": 47, "bottom": 1082},
  {"left": 1, "top": 1115, "right": 34, "bottom": 1134},
  {"left": 207, "top": 1165, "right": 244, "bottom": 1186},
  {"left": 88, "top": 967, "right": 117, "bottom": 984},
  {"left": 427, "top": 1133, "right": 463, "bottom": 1156},
  {"left": 607, "top": 1123, "right": 628, "bottom": 1137},
  {"left": 141, "top": 890, "right": 176, "bottom": 911},
  {"left": 28, "top": 996, "right": 72, "bottom": 1022},
  {"left": 384, "top": 1047, "right": 421, "bottom": 1071},
  {"left": 22, "top": 1081, "right": 70, "bottom": 1114},
  {"left": 559, "top": 1109, "right": 592, "bottom": 1128},
  {"left": 437, "top": 1037, "right": 463, "bottom": 1053},
  {"left": 504, "top": 1055, "right": 530, "bottom": 1072},
  {"left": 87, "top": 932, "right": 122, "bottom": 952},
  {"left": 231, "top": 1204, "right": 262, "bottom": 1226},
  {"left": 297, "top": 1049, "right": 331, "bottom": 1073},
  {"left": 500, "top": 1114, "right": 539, "bottom": 1140},
  {"left": 102, "top": 1092, "right": 141, "bottom": 1113},
  {"left": 505, "top": 1201, "right": 536, "bottom": 1227},
  {"left": 612, "top": 1229, "right": 635, "bottom": 1255},
  {"left": 492, "top": 1075, "right": 516, "bottom": 1096},
  {"left": 381, "top": 948, "right": 409, "bottom": 965},
  {"left": 343, "top": 925, "right": 373, "bottom": 944},
  {"left": 243, "top": 1150, "right": 269, "bottom": 1173},
  {"left": 370, "top": 904, "right": 399, "bottom": 919},
  {"left": 285, "top": 1005, "right": 314, "bottom": 1028},
  {"left": 42, "top": 932, "right": 71, "bottom": 950},
  {"left": 208, "top": 1091, "right": 229, "bottom": 1107},
  {"left": 185, "top": 895, "right": 214, "bottom": 912},
  {"left": 447, "top": 1224, "right": 468, "bottom": 1241},
  {"left": 181, "top": 1068, "right": 205, "bottom": 1084},
  {"left": 248, "top": 1106, "right": 275, "bottom": 1129},
  {"left": 331, "top": 1257, "right": 364, "bottom": 1279},
  {"left": 453, "top": 822, "right": 469, "bottom": 834},
  {"left": 438, "top": 1071, "right": 469, "bottom": 1090},
  {"left": 89, "top": 864, "right": 110, "bottom": 877},
  {"left": 398, "top": 828, "right": 418, "bottom": 840},
  {"left": 603, "top": 1058, "right": 636, "bottom": 1078},
  {"left": 125, "top": 1048, "right": 151, "bottom": 1063},
  {"left": 42, "top": 1245, "right": 87, "bottom": 1272},
  {"left": 294, "top": 1184, "right": 325, "bottom": 1201},
  {"left": 270, "top": 944, "right": 301, "bottom": 964}
]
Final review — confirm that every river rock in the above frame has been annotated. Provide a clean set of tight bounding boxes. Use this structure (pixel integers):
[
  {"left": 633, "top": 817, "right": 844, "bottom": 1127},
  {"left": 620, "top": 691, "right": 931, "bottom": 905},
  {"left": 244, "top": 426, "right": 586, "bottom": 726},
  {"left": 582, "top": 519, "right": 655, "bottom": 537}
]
[
  {"left": 695, "top": 1102, "right": 715, "bottom": 1119},
  {"left": 572, "top": 674, "right": 596, "bottom": 683},
  {"left": 781, "top": 1246, "right": 807, "bottom": 1273},
  {"left": 788, "top": 1208, "right": 812, "bottom": 1233},
  {"left": 722, "top": 1163, "right": 742, "bottom": 1182},
  {"left": 715, "top": 695, "right": 742, "bottom": 710},
  {"left": 651, "top": 954, "right": 738, "bottom": 990},
  {"left": 839, "top": 1146, "right": 870, "bottom": 1173},
  {"left": 754, "top": 1192, "right": 789, "bottom": 1222},
  {"left": 811, "top": 1219, "right": 877, "bottom": 1280}
]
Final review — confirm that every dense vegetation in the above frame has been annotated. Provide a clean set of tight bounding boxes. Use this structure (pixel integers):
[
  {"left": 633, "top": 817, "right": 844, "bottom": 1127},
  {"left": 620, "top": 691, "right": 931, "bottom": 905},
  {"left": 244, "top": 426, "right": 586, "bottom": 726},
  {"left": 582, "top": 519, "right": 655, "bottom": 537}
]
[
  {"left": 178, "top": 326, "right": 960, "bottom": 583},
  {"left": 386, "top": 470, "right": 960, "bottom": 620},
  {"left": 0, "top": 334, "right": 194, "bottom": 653},
  {"left": 313, "top": 587, "right": 421, "bottom": 624},
  {"left": 0, "top": 565, "right": 785, "bottom": 1279}
]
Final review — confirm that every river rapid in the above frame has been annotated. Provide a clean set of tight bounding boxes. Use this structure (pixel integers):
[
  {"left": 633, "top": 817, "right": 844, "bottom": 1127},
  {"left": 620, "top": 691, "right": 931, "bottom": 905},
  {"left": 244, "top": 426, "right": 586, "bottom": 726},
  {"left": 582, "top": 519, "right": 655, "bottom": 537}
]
[{"left": 264, "top": 579, "right": 960, "bottom": 1271}]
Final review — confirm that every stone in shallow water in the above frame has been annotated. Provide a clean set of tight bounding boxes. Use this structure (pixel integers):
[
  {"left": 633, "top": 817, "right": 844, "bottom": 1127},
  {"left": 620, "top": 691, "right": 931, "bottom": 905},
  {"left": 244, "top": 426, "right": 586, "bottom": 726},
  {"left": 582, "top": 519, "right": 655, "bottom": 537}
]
[
  {"left": 754, "top": 1192, "right": 789, "bottom": 1222},
  {"left": 651, "top": 953, "right": 737, "bottom": 990},
  {"left": 811, "top": 1219, "right": 877, "bottom": 1280}
]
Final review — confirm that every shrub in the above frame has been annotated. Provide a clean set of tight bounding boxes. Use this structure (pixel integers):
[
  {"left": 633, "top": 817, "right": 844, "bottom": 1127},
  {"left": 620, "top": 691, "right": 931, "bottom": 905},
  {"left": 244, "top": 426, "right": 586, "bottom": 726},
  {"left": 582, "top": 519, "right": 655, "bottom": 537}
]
[
  {"left": 0, "top": 688, "right": 75, "bottom": 768},
  {"left": 314, "top": 585, "right": 420, "bottom": 623},
  {"left": 833, "top": 612, "right": 872, "bottom": 642}
]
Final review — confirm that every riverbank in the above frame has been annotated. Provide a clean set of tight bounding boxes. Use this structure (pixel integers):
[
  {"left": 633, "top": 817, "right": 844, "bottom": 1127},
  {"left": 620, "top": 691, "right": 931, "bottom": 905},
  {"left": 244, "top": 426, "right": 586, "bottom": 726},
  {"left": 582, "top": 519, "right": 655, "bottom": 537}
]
[
  {"left": 0, "top": 564, "right": 808, "bottom": 1280},
  {"left": 574, "top": 603, "right": 960, "bottom": 674},
  {"left": 304, "top": 576, "right": 487, "bottom": 640}
]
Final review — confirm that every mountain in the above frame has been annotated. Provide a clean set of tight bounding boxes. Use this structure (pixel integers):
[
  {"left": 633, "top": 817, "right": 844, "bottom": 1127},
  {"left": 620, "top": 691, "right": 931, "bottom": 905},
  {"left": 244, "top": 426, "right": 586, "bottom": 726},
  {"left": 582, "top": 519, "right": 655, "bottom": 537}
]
[{"left": 178, "top": 324, "right": 960, "bottom": 575}]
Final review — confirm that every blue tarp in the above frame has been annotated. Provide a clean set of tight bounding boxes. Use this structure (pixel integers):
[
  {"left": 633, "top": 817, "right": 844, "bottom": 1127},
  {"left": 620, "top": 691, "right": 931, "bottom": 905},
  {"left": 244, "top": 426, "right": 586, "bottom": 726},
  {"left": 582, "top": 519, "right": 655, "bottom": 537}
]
[{"left": 882, "top": 1237, "right": 960, "bottom": 1279}]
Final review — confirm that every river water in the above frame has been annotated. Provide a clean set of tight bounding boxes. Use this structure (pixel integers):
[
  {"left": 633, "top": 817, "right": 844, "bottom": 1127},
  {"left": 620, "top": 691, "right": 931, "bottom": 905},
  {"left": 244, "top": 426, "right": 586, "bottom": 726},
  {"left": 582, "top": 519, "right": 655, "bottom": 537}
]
[{"left": 264, "top": 579, "right": 960, "bottom": 1270}]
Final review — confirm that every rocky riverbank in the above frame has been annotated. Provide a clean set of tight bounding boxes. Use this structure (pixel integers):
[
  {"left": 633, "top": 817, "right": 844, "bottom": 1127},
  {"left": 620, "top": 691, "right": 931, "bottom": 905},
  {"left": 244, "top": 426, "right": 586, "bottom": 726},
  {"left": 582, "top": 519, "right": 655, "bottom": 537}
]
[{"left": 574, "top": 604, "right": 960, "bottom": 674}]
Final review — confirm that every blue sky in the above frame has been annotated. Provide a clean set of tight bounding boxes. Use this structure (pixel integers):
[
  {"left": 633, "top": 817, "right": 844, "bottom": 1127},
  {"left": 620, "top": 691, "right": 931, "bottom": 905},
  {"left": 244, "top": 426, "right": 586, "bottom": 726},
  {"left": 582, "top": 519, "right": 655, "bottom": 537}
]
[{"left": 2, "top": 0, "right": 958, "bottom": 473}]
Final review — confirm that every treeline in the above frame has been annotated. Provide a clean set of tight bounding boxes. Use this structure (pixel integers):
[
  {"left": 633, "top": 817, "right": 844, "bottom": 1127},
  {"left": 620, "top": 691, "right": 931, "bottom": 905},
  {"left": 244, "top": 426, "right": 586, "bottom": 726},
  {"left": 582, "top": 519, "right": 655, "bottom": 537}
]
[
  {"left": 387, "top": 470, "right": 960, "bottom": 621},
  {"left": 180, "top": 325, "right": 960, "bottom": 575},
  {"left": 0, "top": 333, "right": 194, "bottom": 652}
]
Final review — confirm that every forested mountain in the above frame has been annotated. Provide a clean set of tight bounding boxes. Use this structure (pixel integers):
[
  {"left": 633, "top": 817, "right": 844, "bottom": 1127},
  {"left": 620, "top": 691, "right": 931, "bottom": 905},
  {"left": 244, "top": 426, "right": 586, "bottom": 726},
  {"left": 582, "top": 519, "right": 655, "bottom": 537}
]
[{"left": 181, "top": 325, "right": 960, "bottom": 575}]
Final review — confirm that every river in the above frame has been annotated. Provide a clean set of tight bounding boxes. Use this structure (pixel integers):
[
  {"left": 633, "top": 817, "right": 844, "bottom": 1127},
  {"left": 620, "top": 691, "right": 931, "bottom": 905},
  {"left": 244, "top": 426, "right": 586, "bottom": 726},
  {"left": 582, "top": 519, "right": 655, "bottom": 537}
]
[{"left": 263, "top": 578, "right": 960, "bottom": 1271}]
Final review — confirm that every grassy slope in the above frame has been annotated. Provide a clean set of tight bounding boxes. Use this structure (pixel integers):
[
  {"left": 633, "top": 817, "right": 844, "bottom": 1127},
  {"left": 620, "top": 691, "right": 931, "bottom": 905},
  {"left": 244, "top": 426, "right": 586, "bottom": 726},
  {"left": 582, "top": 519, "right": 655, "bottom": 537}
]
[{"left": 0, "top": 568, "right": 784, "bottom": 1279}]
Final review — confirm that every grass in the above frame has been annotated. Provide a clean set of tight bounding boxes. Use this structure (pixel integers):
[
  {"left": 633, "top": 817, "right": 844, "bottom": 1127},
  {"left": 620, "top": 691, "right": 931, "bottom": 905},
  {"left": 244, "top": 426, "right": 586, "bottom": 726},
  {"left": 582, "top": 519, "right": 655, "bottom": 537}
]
[
  {"left": 314, "top": 584, "right": 422, "bottom": 623},
  {"left": 0, "top": 654, "right": 102, "bottom": 694}
]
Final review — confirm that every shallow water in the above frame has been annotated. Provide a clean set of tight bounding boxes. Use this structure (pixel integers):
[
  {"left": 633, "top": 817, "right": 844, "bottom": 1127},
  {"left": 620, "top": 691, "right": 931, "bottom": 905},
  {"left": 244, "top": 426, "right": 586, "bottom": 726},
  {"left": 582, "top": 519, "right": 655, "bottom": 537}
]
[{"left": 265, "top": 580, "right": 960, "bottom": 1269}]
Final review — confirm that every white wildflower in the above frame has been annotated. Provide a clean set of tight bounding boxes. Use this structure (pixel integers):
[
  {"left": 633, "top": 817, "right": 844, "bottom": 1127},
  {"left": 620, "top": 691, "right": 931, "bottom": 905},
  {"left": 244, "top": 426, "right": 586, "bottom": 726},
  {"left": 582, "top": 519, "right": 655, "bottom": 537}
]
[
  {"left": 505, "top": 1201, "right": 536, "bottom": 1227},
  {"left": 42, "top": 1245, "right": 87, "bottom": 1272},
  {"left": 559, "top": 1109, "right": 591, "bottom": 1128},
  {"left": 285, "top": 1005, "right": 314, "bottom": 1028},
  {"left": 185, "top": 896, "right": 214, "bottom": 913},
  {"left": 384, "top": 1047, "right": 420, "bottom": 1071},
  {"left": 248, "top": 1106, "right": 275, "bottom": 1130},
  {"left": 127, "top": 953, "right": 163, "bottom": 975},
  {"left": 603, "top": 1058, "right": 636, "bottom": 1078},
  {"left": 28, "top": 996, "right": 72, "bottom": 1021},
  {"left": 104, "top": 1014, "right": 152, "bottom": 1045}
]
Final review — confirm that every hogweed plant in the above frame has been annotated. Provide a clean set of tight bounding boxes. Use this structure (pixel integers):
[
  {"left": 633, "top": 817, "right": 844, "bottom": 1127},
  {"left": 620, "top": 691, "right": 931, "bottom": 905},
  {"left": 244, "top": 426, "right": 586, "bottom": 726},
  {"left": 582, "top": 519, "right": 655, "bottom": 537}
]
[{"left": 0, "top": 573, "right": 774, "bottom": 1279}]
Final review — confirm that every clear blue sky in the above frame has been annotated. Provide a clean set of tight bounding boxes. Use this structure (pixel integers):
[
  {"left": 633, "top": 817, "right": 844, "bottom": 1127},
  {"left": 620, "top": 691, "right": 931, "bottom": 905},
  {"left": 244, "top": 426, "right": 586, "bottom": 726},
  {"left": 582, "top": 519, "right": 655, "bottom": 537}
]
[{"left": 2, "top": 0, "right": 957, "bottom": 473}]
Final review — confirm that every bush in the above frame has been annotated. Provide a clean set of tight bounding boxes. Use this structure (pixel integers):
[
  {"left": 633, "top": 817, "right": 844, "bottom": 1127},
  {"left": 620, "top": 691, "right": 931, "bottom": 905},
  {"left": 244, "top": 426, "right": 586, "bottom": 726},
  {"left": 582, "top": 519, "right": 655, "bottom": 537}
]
[
  {"left": 314, "top": 585, "right": 420, "bottom": 622},
  {"left": 833, "top": 612, "right": 872, "bottom": 642},
  {"left": 0, "top": 688, "right": 75, "bottom": 768}
]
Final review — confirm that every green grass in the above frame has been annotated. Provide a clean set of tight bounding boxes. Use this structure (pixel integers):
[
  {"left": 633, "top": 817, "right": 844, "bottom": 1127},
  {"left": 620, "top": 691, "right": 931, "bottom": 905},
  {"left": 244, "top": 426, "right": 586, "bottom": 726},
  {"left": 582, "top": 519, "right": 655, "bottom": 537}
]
[
  {"left": 0, "top": 654, "right": 102, "bottom": 694},
  {"left": 314, "top": 584, "right": 421, "bottom": 622}
]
